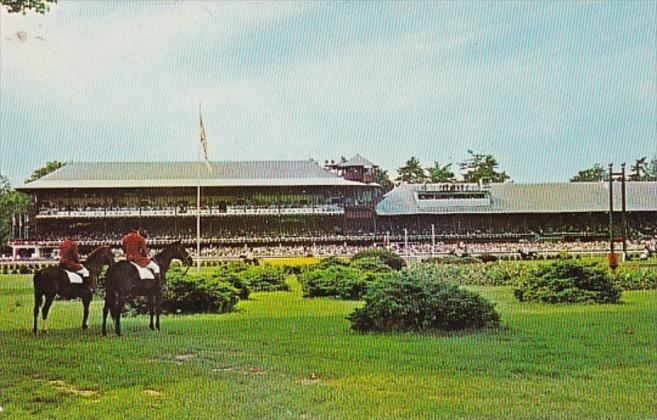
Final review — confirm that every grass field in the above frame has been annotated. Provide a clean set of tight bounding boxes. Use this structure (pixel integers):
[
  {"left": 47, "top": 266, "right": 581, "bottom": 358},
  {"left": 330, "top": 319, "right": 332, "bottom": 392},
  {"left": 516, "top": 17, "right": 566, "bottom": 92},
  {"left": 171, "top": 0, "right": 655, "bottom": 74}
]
[{"left": 1, "top": 272, "right": 655, "bottom": 419}]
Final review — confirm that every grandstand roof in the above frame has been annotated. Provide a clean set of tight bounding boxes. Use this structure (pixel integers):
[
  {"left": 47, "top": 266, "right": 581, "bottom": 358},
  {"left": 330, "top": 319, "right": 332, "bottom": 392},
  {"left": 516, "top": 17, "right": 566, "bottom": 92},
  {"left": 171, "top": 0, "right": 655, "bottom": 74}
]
[
  {"left": 376, "top": 182, "right": 657, "bottom": 215},
  {"left": 18, "top": 161, "right": 370, "bottom": 190},
  {"left": 340, "top": 154, "right": 377, "bottom": 168}
]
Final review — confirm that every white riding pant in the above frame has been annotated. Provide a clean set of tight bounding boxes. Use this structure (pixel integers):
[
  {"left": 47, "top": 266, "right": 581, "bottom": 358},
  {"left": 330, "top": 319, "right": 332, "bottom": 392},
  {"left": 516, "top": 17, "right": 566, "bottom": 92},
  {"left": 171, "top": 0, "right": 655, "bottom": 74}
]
[
  {"left": 76, "top": 267, "right": 90, "bottom": 278},
  {"left": 146, "top": 260, "right": 161, "bottom": 274}
]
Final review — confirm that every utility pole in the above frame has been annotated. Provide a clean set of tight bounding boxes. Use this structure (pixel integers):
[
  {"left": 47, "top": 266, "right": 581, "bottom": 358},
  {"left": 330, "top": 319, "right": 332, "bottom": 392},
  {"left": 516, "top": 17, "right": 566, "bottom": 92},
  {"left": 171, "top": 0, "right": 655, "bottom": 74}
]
[
  {"left": 608, "top": 164, "right": 614, "bottom": 256},
  {"left": 607, "top": 163, "right": 628, "bottom": 269},
  {"left": 621, "top": 163, "right": 628, "bottom": 259}
]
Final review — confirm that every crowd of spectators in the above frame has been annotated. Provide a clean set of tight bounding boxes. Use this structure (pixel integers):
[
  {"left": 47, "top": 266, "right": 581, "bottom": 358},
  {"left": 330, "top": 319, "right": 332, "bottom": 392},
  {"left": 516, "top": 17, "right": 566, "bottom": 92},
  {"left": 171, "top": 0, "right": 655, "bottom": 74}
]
[{"left": 4, "top": 238, "right": 656, "bottom": 262}]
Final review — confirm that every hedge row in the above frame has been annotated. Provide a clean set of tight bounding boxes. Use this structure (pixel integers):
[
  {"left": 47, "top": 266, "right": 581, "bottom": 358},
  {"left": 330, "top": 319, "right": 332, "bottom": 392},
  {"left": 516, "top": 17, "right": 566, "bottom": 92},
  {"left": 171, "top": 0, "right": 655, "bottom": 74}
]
[
  {"left": 298, "top": 255, "right": 395, "bottom": 299},
  {"left": 0, "top": 264, "right": 57, "bottom": 275},
  {"left": 126, "top": 263, "right": 288, "bottom": 315},
  {"left": 348, "top": 269, "right": 500, "bottom": 332},
  {"left": 514, "top": 260, "right": 621, "bottom": 304}
]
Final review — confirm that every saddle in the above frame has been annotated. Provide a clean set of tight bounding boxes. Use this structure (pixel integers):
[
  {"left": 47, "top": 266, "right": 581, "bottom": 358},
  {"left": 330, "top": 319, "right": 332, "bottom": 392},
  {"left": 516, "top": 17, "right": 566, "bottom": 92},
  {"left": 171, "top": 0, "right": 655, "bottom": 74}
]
[
  {"left": 64, "top": 270, "right": 84, "bottom": 284},
  {"left": 131, "top": 262, "right": 155, "bottom": 280}
]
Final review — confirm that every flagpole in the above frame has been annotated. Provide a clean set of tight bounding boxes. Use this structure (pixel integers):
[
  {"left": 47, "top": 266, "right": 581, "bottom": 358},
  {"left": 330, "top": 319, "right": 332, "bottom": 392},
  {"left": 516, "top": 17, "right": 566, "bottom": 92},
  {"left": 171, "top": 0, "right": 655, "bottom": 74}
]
[{"left": 196, "top": 102, "right": 202, "bottom": 273}]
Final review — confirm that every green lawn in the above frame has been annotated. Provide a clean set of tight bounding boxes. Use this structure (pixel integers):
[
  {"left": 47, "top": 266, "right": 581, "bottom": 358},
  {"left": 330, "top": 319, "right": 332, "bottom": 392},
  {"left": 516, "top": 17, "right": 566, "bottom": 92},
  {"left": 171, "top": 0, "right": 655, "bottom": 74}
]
[{"left": 1, "top": 274, "right": 655, "bottom": 419}]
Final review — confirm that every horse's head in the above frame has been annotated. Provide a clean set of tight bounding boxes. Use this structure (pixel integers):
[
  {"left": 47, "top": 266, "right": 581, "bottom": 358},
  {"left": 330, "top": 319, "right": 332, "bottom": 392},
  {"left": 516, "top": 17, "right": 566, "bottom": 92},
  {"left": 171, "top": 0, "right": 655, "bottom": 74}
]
[
  {"left": 98, "top": 246, "right": 116, "bottom": 267},
  {"left": 169, "top": 240, "right": 193, "bottom": 267},
  {"left": 87, "top": 246, "right": 115, "bottom": 268},
  {"left": 85, "top": 246, "right": 115, "bottom": 290}
]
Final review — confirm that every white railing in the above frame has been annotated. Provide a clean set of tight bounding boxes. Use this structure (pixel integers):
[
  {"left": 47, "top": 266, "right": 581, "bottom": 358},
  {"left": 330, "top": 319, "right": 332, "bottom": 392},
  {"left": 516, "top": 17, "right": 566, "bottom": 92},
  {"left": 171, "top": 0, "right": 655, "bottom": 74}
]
[{"left": 36, "top": 204, "right": 345, "bottom": 219}]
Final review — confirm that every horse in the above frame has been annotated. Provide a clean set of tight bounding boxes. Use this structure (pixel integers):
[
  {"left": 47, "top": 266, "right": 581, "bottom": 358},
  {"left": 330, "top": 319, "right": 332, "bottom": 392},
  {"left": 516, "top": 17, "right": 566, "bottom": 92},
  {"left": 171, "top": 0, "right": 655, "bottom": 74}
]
[
  {"left": 517, "top": 249, "right": 538, "bottom": 261},
  {"left": 33, "top": 246, "right": 115, "bottom": 335},
  {"left": 102, "top": 241, "right": 192, "bottom": 336}
]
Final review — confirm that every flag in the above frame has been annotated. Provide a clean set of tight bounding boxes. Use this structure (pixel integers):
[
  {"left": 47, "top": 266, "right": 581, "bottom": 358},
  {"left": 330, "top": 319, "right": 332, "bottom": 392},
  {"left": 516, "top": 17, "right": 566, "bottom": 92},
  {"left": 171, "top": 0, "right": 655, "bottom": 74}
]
[{"left": 199, "top": 113, "right": 212, "bottom": 172}]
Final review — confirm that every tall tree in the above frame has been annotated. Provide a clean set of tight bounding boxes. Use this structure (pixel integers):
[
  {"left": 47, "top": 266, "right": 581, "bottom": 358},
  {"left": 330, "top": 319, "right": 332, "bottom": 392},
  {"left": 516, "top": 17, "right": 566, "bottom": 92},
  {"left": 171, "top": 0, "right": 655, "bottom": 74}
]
[
  {"left": 629, "top": 157, "right": 647, "bottom": 181},
  {"left": 1, "top": 0, "right": 56, "bottom": 14},
  {"left": 570, "top": 163, "right": 607, "bottom": 182},
  {"left": 0, "top": 176, "right": 31, "bottom": 248},
  {"left": 459, "top": 150, "right": 510, "bottom": 183},
  {"left": 427, "top": 162, "right": 456, "bottom": 183},
  {"left": 373, "top": 167, "right": 395, "bottom": 193},
  {"left": 645, "top": 157, "right": 657, "bottom": 182},
  {"left": 25, "top": 161, "right": 65, "bottom": 183},
  {"left": 396, "top": 157, "right": 427, "bottom": 184},
  {"left": 0, "top": 174, "right": 10, "bottom": 194}
]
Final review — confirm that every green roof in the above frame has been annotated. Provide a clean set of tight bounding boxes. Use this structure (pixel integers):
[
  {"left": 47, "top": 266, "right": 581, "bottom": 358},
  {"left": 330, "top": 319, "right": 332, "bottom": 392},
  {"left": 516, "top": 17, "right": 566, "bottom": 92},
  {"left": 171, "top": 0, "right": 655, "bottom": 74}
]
[
  {"left": 18, "top": 160, "right": 368, "bottom": 190},
  {"left": 376, "top": 182, "right": 657, "bottom": 215}
]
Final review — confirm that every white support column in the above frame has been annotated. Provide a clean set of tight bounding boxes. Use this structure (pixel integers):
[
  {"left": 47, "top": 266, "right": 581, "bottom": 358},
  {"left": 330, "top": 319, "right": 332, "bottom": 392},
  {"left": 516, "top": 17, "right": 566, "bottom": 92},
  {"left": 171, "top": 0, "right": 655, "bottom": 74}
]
[
  {"left": 404, "top": 228, "right": 409, "bottom": 257},
  {"left": 431, "top": 224, "right": 436, "bottom": 256}
]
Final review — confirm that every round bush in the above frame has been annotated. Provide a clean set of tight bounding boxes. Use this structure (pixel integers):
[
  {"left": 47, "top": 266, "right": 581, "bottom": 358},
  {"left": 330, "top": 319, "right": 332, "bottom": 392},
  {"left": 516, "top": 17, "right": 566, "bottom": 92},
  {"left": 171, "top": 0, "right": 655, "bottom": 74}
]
[
  {"left": 213, "top": 271, "right": 250, "bottom": 299},
  {"left": 349, "top": 257, "right": 393, "bottom": 274},
  {"left": 236, "top": 265, "right": 288, "bottom": 292},
  {"left": 514, "top": 260, "right": 620, "bottom": 304},
  {"left": 351, "top": 248, "right": 406, "bottom": 270},
  {"left": 612, "top": 266, "right": 657, "bottom": 291},
  {"left": 348, "top": 270, "right": 500, "bottom": 332},
  {"left": 127, "top": 270, "right": 240, "bottom": 315},
  {"left": 299, "top": 265, "right": 383, "bottom": 300}
]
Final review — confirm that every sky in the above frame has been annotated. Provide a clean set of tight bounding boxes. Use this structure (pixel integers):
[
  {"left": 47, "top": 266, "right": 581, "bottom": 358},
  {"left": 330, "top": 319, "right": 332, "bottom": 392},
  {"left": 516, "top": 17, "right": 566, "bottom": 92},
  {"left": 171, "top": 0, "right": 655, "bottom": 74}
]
[{"left": 1, "top": 1, "right": 655, "bottom": 186}]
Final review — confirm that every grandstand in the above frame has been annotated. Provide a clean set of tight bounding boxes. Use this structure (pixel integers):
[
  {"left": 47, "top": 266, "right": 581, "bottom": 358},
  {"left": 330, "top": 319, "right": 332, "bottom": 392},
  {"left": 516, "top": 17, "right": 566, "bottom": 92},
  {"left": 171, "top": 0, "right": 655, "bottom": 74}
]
[
  {"left": 7, "top": 158, "right": 657, "bottom": 260},
  {"left": 376, "top": 182, "right": 657, "bottom": 242},
  {"left": 11, "top": 158, "right": 381, "bottom": 258}
]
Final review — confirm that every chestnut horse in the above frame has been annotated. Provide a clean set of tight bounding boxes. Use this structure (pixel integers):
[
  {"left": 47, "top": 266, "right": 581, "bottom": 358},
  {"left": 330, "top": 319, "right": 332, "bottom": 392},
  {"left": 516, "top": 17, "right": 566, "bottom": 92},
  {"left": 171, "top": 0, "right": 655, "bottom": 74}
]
[
  {"left": 33, "top": 246, "right": 115, "bottom": 334},
  {"left": 102, "top": 241, "right": 192, "bottom": 336}
]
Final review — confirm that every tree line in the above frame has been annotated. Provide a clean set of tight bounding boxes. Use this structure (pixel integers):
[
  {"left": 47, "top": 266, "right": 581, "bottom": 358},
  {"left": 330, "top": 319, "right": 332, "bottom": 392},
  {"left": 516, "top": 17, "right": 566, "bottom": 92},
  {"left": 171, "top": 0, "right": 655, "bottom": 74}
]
[
  {"left": 0, "top": 161, "right": 65, "bottom": 248},
  {"left": 367, "top": 150, "right": 511, "bottom": 192},
  {"left": 370, "top": 153, "right": 657, "bottom": 192},
  {"left": 570, "top": 157, "right": 657, "bottom": 182}
]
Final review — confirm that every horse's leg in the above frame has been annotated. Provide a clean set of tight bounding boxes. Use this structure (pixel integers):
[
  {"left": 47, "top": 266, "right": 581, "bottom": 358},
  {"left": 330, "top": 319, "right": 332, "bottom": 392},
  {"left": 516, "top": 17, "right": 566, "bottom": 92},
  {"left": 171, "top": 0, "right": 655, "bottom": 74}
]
[
  {"left": 112, "top": 295, "right": 126, "bottom": 336},
  {"left": 102, "top": 292, "right": 114, "bottom": 336},
  {"left": 41, "top": 294, "right": 55, "bottom": 333},
  {"left": 81, "top": 292, "right": 92, "bottom": 330},
  {"left": 33, "top": 291, "right": 43, "bottom": 335},
  {"left": 155, "top": 291, "right": 162, "bottom": 331},
  {"left": 148, "top": 295, "right": 155, "bottom": 331}
]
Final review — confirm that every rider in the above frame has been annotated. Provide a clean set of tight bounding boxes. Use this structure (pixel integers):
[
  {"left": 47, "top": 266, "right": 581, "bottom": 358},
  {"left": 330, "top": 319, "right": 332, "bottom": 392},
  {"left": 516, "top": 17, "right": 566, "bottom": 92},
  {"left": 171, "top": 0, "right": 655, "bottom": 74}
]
[
  {"left": 122, "top": 229, "right": 160, "bottom": 279},
  {"left": 59, "top": 238, "right": 91, "bottom": 289}
]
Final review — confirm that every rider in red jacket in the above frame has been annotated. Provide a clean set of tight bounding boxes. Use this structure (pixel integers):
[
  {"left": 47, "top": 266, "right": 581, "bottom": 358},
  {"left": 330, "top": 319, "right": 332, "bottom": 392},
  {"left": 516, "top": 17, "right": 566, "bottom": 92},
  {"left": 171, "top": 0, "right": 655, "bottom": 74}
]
[
  {"left": 122, "top": 229, "right": 160, "bottom": 278},
  {"left": 59, "top": 239, "right": 90, "bottom": 287}
]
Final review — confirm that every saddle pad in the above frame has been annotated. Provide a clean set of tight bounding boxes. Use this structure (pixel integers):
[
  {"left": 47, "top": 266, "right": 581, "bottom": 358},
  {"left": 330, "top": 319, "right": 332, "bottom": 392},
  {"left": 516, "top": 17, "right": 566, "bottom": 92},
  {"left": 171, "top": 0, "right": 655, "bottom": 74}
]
[
  {"left": 65, "top": 271, "right": 84, "bottom": 284},
  {"left": 131, "top": 262, "right": 155, "bottom": 280}
]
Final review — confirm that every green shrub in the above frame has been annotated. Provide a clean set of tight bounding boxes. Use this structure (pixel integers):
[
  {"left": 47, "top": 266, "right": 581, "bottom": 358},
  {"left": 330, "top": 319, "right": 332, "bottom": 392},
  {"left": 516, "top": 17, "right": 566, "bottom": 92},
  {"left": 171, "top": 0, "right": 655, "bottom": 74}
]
[
  {"left": 127, "top": 269, "right": 239, "bottom": 315},
  {"left": 313, "top": 257, "right": 350, "bottom": 270},
  {"left": 514, "top": 260, "right": 620, "bottom": 304},
  {"left": 300, "top": 265, "right": 392, "bottom": 300},
  {"left": 352, "top": 248, "right": 406, "bottom": 270},
  {"left": 348, "top": 269, "right": 500, "bottom": 332},
  {"left": 236, "top": 265, "right": 288, "bottom": 292},
  {"left": 417, "top": 262, "right": 530, "bottom": 287},
  {"left": 612, "top": 267, "right": 657, "bottom": 290},
  {"left": 299, "top": 266, "right": 370, "bottom": 299},
  {"left": 18, "top": 265, "right": 31, "bottom": 275},
  {"left": 212, "top": 271, "right": 250, "bottom": 299},
  {"left": 349, "top": 257, "right": 393, "bottom": 274}
]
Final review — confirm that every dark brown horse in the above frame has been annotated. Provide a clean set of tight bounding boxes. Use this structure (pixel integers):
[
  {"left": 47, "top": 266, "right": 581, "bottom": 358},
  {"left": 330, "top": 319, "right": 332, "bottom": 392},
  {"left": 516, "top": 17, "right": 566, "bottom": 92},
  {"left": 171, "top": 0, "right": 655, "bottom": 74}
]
[
  {"left": 33, "top": 246, "right": 115, "bottom": 334},
  {"left": 102, "top": 241, "right": 192, "bottom": 336}
]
